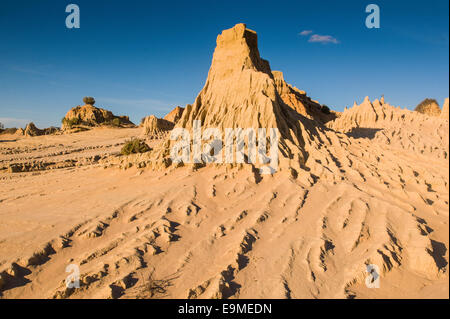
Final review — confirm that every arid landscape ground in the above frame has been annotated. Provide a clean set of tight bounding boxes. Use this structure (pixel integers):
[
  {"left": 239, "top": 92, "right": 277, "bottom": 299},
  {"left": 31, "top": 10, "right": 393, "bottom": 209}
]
[{"left": 0, "top": 23, "right": 448, "bottom": 299}]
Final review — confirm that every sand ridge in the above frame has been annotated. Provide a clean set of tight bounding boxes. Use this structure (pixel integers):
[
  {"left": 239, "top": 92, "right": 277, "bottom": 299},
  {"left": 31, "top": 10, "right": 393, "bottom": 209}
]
[{"left": 0, "top": 104, "right": 447, "bottom": 298}]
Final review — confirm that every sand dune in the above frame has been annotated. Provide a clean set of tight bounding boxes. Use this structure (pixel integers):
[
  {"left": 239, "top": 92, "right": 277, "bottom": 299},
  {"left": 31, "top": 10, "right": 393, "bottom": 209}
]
[
  {"left": 0, "top": 23, "right": 448, "bottom": 299},
  {"left": 0, "top": 122, "right": 447, "bottom": 298}
]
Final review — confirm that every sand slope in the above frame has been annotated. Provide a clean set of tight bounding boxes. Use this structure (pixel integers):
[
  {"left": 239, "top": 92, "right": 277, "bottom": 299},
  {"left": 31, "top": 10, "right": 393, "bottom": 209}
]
[{"left": 0, "top": 104, "right": 448, "bottom": 298}]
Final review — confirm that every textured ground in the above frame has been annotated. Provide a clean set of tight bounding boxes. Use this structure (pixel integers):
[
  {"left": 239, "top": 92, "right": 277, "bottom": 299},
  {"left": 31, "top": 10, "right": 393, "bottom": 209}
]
[{"left": 0, "top": 117, "right": 448, "bottom": 299}]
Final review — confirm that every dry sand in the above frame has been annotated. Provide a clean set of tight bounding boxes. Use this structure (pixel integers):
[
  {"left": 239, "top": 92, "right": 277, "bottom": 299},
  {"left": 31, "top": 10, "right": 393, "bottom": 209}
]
[{"left": 0, "top": 110, "right": 448, "bottom": 299}]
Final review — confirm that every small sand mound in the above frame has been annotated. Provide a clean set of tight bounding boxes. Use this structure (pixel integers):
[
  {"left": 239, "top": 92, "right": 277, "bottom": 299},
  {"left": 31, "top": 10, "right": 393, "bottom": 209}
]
[
  {"left": 22, "top": 122, "right": 60, "bottom": 137},
  {"left": 24, "top": 122, "right": 43, "bottom": 137},
  {"left": 415, "top": 98, "right": 441, "bottom": 117},
  {"left": 62, "top": 99, "right": 135, "bottom": 131}
]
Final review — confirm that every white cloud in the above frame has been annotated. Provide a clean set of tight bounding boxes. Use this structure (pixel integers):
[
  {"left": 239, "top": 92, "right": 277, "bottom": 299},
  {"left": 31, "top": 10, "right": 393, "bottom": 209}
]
[
  {"left": 308, "top": 34, "right": 339, "bottom": 44},
  {"left": 98, "top": 97, "right": 181, "bottom": 112},
  {"left": 8, "top": 64, "right": 50, "bottom": 76},
  {"left": 299, "top": 30, "right": 313, "bottom": 36},
  {"left": 0, "top": 117, "right": 30, "bottom": 128}
]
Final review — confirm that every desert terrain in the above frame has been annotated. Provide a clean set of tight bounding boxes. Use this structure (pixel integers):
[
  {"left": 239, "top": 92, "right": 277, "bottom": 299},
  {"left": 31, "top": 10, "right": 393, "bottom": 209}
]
[{"left": 0, "top": 23, "right": 448, "bottom": 299}]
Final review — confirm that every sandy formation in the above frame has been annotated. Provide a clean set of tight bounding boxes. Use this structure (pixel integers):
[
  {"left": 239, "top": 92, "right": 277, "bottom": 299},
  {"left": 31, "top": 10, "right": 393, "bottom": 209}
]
[
  {"left": 0, "top": 24, "right": 448, "bottom": 299},
  {"left": 414, "top": 98, "right": 442, "bottom": 117},
  {"left": 163, "top": 106, "right": 185, "bottom": 124},
  {"left": 23, "top": 122, "right": 60, "bottom": 137},
  {"left": 142, "top": 115, "right": 174, "bottom": 138},
  {"left": 0, "top": 128, "right": 147, "bottom": 174},
  {"left": 24, "top": 122, "right": 45, "bottom": 137},
  {"left": 62, "top": 102, "right": 135, "bottom": 131},
  {"left": 1, "top": 123, "right": 61, "bottom": 137},
  {"left": 272, "top": 70, "right": 338, "bottom": 123},
  {"left": 147, "top": 23, "right": 339, "bottom": 173},
  {"left": 328, "top": 96, "right": 449, "bottom": 159},
  {"left": 441, "top": 98, "right": 449, "bottom": 120},
  {"left": 0, "top": 128, "right": 23, "bottom": 136}
]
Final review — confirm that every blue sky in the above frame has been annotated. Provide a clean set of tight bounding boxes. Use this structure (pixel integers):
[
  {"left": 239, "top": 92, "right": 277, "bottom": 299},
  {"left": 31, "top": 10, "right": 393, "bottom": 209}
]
[{"left": 0, "top": 0, "right": 448, "bottom": 128}]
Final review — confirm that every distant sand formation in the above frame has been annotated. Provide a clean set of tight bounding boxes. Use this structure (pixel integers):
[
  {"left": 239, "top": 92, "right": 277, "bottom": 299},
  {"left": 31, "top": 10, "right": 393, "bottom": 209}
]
[
  {"left": 414, "top": 98, "right": 441, "bottom": 117},
  {"left": 142, "top": 115, "right": 174, "bottom": 138},
  {"left": 328, "top": 96, "right": 449, "bottom": 159},
  {"left": 0, "top": 123, "right": 60, "bottom": 137},
  {"left": 163, "top": 106, "right": 185, "bottom": 124},
  {"left": 62, "top": 97, "right": 135, "bottom": 131}
]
